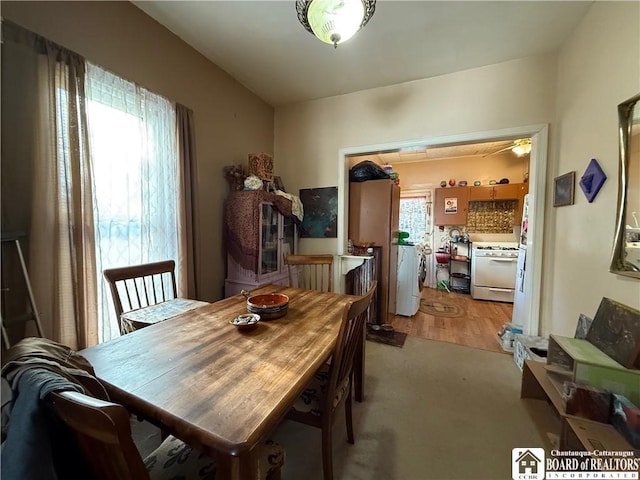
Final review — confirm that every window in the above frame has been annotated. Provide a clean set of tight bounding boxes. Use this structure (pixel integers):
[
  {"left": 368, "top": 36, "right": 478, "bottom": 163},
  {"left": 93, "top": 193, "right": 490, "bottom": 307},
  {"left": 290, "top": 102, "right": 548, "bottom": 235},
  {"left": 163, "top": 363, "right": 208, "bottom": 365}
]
[
  {"left": 399, "top": 196, "right": 429, "bottom": 243},
  {"left": 85, "top": 63, "right": 179, "bottom": 341}
]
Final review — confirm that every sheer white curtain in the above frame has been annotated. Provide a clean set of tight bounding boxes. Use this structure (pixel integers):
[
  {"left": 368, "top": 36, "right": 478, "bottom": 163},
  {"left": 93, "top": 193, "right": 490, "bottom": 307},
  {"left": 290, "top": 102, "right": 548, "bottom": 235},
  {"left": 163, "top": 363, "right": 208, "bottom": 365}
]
[
  {"left": 85, "top": 63, "right": 180, "bottom": 342},
  {"left": 399, "top": 189, "right": 436, "bottom": 288}
]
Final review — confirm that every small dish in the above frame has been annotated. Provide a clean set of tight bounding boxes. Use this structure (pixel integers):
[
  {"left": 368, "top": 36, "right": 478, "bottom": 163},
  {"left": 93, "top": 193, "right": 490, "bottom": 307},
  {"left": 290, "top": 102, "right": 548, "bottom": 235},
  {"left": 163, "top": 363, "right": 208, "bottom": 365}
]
[{"left": 230, "top": 314, "right": 260, "bottom": 331}]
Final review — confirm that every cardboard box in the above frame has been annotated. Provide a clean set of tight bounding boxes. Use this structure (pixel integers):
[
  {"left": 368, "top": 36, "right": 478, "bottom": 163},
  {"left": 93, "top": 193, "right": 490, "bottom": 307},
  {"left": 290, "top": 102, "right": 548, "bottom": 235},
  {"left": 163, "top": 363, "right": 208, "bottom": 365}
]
[{"left": 564, "top": 381, "right": 613, "bottom": 423}]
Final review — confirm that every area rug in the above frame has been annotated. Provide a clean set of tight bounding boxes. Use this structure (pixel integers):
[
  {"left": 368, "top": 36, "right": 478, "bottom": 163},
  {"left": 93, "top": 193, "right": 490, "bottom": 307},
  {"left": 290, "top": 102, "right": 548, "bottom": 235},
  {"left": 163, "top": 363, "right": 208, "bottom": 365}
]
[
  {"left": 366, "top": 329, "right": 407, "bottom": 348},
  {"left": 419, "top": 299, "right": 465, "bottom": 318}
]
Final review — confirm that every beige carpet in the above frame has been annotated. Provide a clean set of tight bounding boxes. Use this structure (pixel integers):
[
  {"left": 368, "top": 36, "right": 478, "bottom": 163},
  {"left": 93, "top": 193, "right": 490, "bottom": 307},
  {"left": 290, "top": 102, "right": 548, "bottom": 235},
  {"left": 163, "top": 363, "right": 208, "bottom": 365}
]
[{"left": 133, "top": 336, "right": 549, "bottom": 479}]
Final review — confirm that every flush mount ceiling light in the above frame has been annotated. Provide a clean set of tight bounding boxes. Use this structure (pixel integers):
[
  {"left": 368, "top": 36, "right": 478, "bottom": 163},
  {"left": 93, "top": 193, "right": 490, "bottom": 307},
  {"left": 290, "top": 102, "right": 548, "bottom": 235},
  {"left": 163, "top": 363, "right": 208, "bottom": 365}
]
[
  {"left": 296, "top": 0, "right": 376, "bottom": 48},
  {"left": 512, "top": 139, "right": 532, "bottom": 156}
]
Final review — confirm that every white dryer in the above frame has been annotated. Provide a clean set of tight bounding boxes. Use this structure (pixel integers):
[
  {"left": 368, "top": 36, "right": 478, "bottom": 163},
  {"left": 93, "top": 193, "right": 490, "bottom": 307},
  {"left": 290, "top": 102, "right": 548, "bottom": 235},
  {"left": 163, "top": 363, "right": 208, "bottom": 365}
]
[{"left": 396, "top": 245, "right": 420, "bottom": 316}]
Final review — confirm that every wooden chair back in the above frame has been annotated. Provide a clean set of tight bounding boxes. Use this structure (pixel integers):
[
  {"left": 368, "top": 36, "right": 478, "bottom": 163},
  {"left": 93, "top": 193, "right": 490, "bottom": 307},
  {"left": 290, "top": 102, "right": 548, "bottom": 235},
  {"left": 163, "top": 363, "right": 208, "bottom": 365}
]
[
  {"left": 103, "top": 260, "right": 177, "bottom": 334},
  {"left": 49, "top": 390, "right": 150, "bottom": 480},
  {"left": 285, "top": 254, "right": 334, "bottom": 292},
  {"left": 327, "top": 281, "right": 377, "bottom": 412}
]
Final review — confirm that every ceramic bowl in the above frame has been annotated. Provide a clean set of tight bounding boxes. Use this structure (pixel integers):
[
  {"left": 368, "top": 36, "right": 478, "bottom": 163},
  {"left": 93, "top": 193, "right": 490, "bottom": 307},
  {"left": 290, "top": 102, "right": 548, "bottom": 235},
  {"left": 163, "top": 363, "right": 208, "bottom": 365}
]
[
  {"left": 246, "top": 293, "right": 289, "bottom": 310},
  {"left": 435, "top": 251, "right": 450, "bottom": 264},
  {"left": 230, "top": 313, "right": 260, "bottom": 331},
  {"left": 247, "top": 304, "right": 289, "bottom": 320}
]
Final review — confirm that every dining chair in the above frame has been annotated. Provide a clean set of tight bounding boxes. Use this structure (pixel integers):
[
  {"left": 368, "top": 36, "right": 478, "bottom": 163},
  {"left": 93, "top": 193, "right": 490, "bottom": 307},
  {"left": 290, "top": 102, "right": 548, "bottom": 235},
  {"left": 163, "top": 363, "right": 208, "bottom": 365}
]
[
  {"left": 285, "top": 254, "right": 334, "bottom": 292},
  {"left": 286, "top": 281, "right": 376, "bottom": 480},
  {"left": 48, "top": 390, "right": 285, "bottom": 480},
  {"left": 103, "top": 260, "right": 177, "bottom": 335}
]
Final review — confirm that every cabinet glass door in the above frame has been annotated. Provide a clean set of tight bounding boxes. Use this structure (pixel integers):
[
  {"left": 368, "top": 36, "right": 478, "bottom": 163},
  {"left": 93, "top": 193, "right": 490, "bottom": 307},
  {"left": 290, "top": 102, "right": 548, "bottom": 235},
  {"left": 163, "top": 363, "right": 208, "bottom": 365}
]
[
  {"left": 281, "top": 214, "right": 296, "bottom": 268},
  {"left": 260, "top": 203, "right": 278, "bottom": 275}
]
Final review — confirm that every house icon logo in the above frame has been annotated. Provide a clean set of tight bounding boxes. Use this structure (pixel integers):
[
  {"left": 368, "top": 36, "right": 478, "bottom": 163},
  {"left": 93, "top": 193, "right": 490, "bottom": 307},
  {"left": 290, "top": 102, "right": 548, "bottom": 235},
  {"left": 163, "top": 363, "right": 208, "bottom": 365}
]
[{"left": 512, "top": 448, "right": 545, "bottom": 480}]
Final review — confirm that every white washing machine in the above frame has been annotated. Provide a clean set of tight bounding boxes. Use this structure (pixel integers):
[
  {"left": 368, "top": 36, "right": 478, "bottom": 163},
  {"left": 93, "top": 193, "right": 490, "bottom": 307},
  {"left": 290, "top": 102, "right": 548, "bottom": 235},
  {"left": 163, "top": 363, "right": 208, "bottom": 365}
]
[{"left": 396, "top": 245, "right": 420, "bottom": 316}]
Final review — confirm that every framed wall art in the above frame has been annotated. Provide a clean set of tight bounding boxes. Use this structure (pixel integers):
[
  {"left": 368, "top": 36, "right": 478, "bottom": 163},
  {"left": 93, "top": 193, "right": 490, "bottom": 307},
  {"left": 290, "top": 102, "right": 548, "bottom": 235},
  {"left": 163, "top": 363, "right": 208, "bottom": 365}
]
[
  {"left": 553, "top": 171, "right": 575, "bottom": 207},
  {"left": 299, "top": 186, "right": 338, "bottom": 238}
]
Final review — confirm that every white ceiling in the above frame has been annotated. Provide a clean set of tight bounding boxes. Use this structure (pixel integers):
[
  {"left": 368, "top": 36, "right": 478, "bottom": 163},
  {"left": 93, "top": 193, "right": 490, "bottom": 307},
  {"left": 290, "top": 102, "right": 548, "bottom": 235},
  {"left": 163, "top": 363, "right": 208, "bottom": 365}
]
[
  {"left": 348, "top": 138, "right": 528, "bottom": 165},
  {"left": 133, "top": 1, "right": 593, "bottom": 107}
]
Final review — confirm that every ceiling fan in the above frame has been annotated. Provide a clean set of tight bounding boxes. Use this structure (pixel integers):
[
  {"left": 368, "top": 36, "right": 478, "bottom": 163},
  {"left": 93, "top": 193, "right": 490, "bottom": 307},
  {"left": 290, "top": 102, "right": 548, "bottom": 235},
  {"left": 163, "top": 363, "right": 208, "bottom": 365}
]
[{"left": 484, "top": 138, "right": 532, "bottom": 157}]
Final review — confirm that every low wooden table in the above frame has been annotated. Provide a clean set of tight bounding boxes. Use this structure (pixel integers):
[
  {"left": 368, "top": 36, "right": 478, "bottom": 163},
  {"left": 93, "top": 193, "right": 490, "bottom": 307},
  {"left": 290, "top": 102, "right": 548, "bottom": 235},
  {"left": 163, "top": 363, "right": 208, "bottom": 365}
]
[{"left": 81, "top": 285, "right": 357, "bottom": 479}]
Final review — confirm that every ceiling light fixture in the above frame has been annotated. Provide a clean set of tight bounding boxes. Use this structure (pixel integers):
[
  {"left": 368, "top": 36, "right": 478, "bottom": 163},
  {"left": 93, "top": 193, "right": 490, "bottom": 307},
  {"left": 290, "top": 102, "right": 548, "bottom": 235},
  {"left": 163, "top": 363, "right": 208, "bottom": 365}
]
[
  {"left": 296, "top": 0, "right": 376, "bottom": 48},
  {"left": 512, "top": 139, "right": 532, "bottom": 156}
]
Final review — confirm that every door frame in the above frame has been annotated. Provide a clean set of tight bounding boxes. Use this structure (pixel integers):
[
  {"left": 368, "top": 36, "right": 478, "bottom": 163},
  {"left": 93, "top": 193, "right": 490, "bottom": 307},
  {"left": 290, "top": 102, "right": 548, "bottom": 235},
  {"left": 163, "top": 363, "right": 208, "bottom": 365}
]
[{"left": 337, "top": 124, "right": 548, "bottom": 336}]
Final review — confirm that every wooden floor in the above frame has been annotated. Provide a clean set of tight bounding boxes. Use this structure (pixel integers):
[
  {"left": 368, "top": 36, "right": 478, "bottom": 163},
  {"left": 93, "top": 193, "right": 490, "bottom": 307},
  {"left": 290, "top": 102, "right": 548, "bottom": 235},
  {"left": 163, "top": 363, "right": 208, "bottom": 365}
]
[{"left": 390, "top": 287, "right": 513, "bottom": 353}]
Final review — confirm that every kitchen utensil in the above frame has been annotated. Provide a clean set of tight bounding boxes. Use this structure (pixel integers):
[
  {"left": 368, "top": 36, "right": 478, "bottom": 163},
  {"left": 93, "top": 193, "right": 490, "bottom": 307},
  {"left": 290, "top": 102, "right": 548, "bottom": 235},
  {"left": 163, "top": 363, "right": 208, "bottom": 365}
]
[{"left": 435, "top": 251, "right": 450, "bottom": 264}]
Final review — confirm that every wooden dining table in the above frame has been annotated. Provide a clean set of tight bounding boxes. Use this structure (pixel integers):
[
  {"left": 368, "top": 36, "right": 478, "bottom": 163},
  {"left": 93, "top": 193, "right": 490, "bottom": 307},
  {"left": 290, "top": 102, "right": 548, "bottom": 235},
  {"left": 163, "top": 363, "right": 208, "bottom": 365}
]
[{"left": 80, "top": 284, "right": 358, "bottom": 479}]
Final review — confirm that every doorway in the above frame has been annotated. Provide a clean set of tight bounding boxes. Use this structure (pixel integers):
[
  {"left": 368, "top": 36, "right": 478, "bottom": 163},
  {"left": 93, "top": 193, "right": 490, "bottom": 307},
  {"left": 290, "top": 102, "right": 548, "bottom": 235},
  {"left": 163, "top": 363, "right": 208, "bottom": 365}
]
[{"left": 338, "top": 125, "right": 548, "bottom": 338}]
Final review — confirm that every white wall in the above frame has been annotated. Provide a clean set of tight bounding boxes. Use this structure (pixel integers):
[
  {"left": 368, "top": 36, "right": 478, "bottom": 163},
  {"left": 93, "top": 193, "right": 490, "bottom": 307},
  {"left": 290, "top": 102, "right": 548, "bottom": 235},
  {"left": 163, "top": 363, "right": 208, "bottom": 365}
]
[
  {"left": 545, "top": 1, "right": 640, "bottom": 335},
  {"left": 275, "top": 52, "right": 557, "bottom": 251},
  {"left": 2, "top": 2, "right": 274, "bottom": 302},
  {"left": 275, "top": 2, "right": 640, "bottom": 335}
]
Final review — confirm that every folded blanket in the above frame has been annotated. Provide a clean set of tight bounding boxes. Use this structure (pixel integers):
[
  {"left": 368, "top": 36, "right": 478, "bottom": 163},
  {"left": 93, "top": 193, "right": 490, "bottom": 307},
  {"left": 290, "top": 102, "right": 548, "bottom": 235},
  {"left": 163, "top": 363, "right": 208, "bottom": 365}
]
[{"left": 1, "top": 368, "right": 84, "bottom": 480}]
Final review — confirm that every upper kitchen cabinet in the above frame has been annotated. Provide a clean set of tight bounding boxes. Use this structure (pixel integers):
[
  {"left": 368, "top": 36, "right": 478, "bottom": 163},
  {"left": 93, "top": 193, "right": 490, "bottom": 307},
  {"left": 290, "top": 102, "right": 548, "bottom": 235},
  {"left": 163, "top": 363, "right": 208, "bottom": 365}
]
[
  {"left": 434, "top": 186, "right": 469, "bottom": 225},
  {"left": 469, "top": 183, "right": 522, "bottom": 201}
]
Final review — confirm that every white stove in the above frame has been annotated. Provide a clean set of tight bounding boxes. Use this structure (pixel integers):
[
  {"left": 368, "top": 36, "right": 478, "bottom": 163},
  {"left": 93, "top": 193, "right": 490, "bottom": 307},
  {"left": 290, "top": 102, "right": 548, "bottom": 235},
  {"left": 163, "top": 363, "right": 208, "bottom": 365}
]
[{"left": 470, "top": 242, "right": 518, "bottom": 302}]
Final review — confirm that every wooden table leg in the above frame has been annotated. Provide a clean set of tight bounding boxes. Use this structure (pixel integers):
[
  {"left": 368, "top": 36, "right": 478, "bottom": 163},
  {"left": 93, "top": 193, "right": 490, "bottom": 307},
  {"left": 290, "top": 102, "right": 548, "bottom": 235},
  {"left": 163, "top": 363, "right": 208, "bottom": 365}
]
[{"left": 216, "top": 449, "right": 260, "bottom": 480}]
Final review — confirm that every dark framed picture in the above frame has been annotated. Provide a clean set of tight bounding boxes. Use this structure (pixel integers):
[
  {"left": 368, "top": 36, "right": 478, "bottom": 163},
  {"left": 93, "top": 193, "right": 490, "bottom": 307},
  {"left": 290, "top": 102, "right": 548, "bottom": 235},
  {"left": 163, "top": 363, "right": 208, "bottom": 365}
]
[
  {"left": 299, "top": 187, "right": 338, "bottom": 238},
  {"left": 553, "top": 171, "right": 575, "bottom": 207}
]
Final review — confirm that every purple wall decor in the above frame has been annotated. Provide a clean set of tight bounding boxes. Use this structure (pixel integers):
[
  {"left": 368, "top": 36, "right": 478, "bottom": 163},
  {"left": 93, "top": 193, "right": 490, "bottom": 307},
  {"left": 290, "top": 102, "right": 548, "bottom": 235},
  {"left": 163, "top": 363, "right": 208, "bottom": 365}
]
[{"left": 579, "top": 158, "right": 607, "bottom": 203}]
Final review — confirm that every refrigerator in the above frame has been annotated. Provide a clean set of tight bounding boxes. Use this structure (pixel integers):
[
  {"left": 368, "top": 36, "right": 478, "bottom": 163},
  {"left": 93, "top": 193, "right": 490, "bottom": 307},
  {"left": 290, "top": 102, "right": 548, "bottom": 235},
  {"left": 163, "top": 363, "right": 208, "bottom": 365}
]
[
  {"left": 349, "top": 179, "right": 400, "bottom": 321},
  {"left": 396, "top": 245, "right": 420, "bottom": 316},
  {"left": 512, "top": 194, "right": 529, "bottom": 331}
]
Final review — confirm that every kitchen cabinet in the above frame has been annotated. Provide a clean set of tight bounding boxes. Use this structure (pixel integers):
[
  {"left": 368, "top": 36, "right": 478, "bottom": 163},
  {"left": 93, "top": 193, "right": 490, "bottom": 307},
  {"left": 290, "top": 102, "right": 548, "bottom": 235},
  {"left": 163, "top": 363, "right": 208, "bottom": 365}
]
[
  {"left": 469, "top": 183, "right": 521, "bottom": 201},
  {"left": 224, "top": 190, "right": 297, "bottom": 296},
  {"left": 349, "top": 179, "right": 399, "bottom": 320},
  {"left": 434, "top": 186, "right": 468, "bottom": 226}
]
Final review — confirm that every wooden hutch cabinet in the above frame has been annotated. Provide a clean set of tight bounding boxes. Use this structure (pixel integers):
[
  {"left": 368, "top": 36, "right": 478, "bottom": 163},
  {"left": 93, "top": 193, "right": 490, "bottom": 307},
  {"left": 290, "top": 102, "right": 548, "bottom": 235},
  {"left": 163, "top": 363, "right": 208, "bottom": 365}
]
[{"left": 224, "top": 190, "right": 297, "bottom": 297}]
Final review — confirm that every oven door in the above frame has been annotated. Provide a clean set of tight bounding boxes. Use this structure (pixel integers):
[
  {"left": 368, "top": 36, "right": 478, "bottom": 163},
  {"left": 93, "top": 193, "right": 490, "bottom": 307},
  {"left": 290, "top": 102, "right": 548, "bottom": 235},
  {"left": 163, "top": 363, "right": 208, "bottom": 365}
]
[{"left": 473, "top": 256, "right": 517, "bottom": 289}]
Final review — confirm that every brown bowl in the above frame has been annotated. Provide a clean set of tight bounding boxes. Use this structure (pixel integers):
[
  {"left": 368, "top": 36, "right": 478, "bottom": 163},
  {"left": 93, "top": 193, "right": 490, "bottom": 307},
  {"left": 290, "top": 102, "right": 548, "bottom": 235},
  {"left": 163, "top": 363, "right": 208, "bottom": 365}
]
[
  {"left": 246, "top": 293, "right": 289, "bottom": 309},
  {"left": 247, "top": 304, "right": 288, "bottom": 320}
]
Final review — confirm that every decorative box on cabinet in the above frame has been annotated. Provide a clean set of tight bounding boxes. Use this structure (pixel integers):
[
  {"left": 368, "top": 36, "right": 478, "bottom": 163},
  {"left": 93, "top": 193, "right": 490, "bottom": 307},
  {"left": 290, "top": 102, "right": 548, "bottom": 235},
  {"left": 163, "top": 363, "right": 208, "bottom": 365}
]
[
  {"left": 434, "top": 187, "right": 468, "bottom": 226},
  {"left": 224, "top": 190, "right": 297, "bottom": 297}
]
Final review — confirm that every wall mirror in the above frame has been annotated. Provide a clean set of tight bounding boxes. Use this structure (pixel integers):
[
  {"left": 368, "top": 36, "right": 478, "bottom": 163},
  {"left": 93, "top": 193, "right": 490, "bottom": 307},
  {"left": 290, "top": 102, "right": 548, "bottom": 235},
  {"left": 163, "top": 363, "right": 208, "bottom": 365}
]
[{"left": 610, "top": 93, "right": 640, "bottom": 278}]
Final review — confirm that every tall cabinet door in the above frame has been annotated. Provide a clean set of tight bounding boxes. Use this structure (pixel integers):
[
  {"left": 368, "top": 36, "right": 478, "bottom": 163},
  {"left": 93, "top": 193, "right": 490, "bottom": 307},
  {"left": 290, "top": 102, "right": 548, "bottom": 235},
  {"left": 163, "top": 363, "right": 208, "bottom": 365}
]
[
  {"left": 259, "top": 202, "right": 297, "bottom": 279},
  {"left": 434, "top": 187, "right": 469, "bottom": 226},
  {"left": 349, "top": 179, "right": 399, "bottom": 322},
  {"left": 260, "top": 203, "right": 280, "bottom": 276}
]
